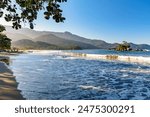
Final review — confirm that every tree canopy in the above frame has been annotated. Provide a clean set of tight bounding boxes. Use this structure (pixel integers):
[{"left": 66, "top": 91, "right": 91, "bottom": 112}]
[
  {"left": 115, "top": 41, "right": 131, "bottom": 51},
  {"left": 0, "top": 25, "right": 6, "bottom": 32},
  {"left": 0, "top": 25, "right": 11, "bottom": 50},
  {"left": 0, "top": 0, "right": 67, "bottom": 29}
]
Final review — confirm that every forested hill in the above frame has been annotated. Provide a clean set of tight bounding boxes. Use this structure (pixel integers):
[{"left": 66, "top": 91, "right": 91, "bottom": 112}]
[{"left": 4, "top": 26, "right": 150, "bottom": 50}]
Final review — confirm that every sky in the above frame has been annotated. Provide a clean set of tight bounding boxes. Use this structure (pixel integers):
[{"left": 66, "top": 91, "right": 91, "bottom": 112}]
[{"left": 1, "top": 0, "right": 150, "bottom": 44}]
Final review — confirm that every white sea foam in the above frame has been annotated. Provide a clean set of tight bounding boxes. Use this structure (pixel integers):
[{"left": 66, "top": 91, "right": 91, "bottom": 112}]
[
  {"left": 120, "top": 68, "right": 150, "bottom": 74},
  {"left": 25, "top": 50, "right": 150, "bottom": 64},
  {"left": 62, "top": 52, "right": 150, "bottom": 64},
  {"left": 122, "top": 74, "right": 129, "bottom": 77},
  {"left": 36, "top": 69, "right": 44, "bottom": 71},
  {"left": 41, "top": 59, "right": 50, "bottom": 62},
  {"left": 26, "top": 50, "right": 62, "bottom": 55},
  {"left": 63, "top": 57, "right": 78, "bottom": 60},
  {"left": 143, "top": 49, "right": 150, "bottom": 52},
  {"left": 79, "top": 85, "right": 110, "bottom": 92}
]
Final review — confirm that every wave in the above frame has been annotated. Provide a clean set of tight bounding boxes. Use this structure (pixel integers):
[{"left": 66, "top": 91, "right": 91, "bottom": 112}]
[
  {"left": 25, "top": 50, "right": 150, "bottom": 64},
  {"left": 143, "top": 49, "right": 150, "bottom": 52},
  {"left": 61, "top": 52, "right": 150, "bottom": 64},
  {"left": 26, "top": 50, "right": 62, "bottom": 55},
  {"left": 79, "top": 85, "right": 109, "bottom": 92},
  {"left": 120, "top": 68, "right": 150, "bottom": 74}
]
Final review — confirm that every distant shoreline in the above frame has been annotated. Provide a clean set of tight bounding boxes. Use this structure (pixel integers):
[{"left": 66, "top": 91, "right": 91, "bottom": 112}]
[
  {"left": 0, "top": 56, "right": 24, "bottom": 100},
  {"left": 26, "top": 50, "right": 150, "bottom": 64},
  {"left": 62, "top": 52, "right": 150, "bottom": 64}
]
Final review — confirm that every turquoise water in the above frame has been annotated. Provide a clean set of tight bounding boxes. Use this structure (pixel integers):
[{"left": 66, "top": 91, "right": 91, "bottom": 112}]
[{"left": 10, "top": 50, "right": 150, "bottom": 100}]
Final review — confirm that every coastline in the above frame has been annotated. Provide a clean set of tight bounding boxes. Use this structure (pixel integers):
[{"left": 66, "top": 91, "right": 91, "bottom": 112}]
[
  {"left": 7, "top": 50, "right": 150, "bottom": 100},
  {"left": 62, "top": 52, "right": 150, "bottom": 64},
  {"left": 25, "top": 50, "right": 150, "bottom": 64},
  {"left": 0, "top": 56, "right": 24, "bottom": 100}
]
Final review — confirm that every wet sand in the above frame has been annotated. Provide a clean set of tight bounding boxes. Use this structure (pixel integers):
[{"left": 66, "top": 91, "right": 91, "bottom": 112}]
[{"left": 0, "top": 59, "right": 24, "bottom": 100}]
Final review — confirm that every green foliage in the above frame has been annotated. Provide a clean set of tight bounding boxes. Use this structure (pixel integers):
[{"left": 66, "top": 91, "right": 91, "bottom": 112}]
[
  {"left": 0, "top": 25, "right": 6, "bottom": 32},
  {"left": 0, "top": 0, "right": 67, "bottom": 29},
  {"left": 0, "top": 25, "right": 11, "bottom": 50},
  {"left": 115, "top": 41, "right": 131, "bottom": 51}
]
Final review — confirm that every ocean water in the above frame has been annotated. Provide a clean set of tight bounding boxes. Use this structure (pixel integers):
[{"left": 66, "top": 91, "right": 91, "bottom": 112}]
[
  {"left": 68, "top": 49, "right": 150, "bottom": 57},
  {"left": 9, "top": 50, "right": 150, "bottom": 100}
]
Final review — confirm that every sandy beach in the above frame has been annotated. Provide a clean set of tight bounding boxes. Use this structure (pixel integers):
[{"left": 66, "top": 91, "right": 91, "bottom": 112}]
[{"left": 0, "top": 57, "right": 24, "bottom": 100}]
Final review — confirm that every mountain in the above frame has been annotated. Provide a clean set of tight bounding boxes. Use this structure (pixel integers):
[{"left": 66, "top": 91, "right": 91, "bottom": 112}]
[
  {"left": 5, "top": 26, "right": 98, "bottom": 49},
  {"left": 12, "top": 39, "right": 84, "bottom": 50},
  {"left": 12, "top": 39, "right": 61, "bottom": 50},
  {"left": 4, "top": 26, "right": 116, "bottom": 49},
  {"left": 4, "top": 26, "right": 150, "bottom": 50},
  {"left": 45, "top": 31, "right": 117, "bottom": 49},
  {"left": 33, "top": 34, "right": 98, "bottom": 49},
  {"left": 4, "top": 32, "right": 31, "bottom": 41},
  {"left": 130, "top": 43, "right": 150, "bottom": 50}
]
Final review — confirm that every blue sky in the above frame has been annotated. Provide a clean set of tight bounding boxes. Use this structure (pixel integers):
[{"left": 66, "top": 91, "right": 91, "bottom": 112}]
[{"left": 1, "top": 0, "right": 150, "bottom": 44}]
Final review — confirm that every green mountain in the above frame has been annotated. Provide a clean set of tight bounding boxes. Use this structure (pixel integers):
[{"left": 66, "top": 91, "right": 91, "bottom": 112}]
[
  {"left": 12, "top": 39, "right": 84, "bottom": 50},
  {"left": 4, "top": 26, "right": 150, "bottom": 50},
  {"left": 12, "top": 39, "right": 60, "bottom": 50}
]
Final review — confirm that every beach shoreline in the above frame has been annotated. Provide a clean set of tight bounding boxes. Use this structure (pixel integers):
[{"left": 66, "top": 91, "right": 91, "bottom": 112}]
[
  {"left": 25, "top": 50, "right": 150, "bottom": 64},
  {"left": 0, "top": 56, "right": 24, "bottom": 100},
  {"left": 61, "top": 52, "right": 150, "bottom": 64}
]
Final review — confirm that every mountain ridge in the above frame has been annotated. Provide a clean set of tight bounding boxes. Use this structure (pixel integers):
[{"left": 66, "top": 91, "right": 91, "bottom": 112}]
[{"left": 4, "top": 26, "right": 150, "bottom": 50}]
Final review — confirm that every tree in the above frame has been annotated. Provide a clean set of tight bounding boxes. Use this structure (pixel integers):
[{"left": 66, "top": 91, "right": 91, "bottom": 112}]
[
  {"left": 0, "top": 25, "right": 6, "bottom": 32},
  {"left": 0, "top": 25, "right": 11, "bottom": 50},
  {"left": 0, "top": 0, "right": 67, "bottom": 29},
  {"left": 115, "top": 41, "right": 131, "bottom": 51},
  {"left": 122, "top": 41, "right": 130, "bottom": 49}
]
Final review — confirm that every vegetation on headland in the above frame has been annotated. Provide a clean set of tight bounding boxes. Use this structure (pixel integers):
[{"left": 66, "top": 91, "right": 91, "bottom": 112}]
[
  {"left": 115, "top": 41, "right": 132, "bottom": 51},
  {"left": 114, "top": 41, "right": 146, "bottom": 51}
]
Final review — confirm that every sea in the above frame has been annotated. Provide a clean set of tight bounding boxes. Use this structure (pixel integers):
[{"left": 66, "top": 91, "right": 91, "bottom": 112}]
[{"left": 9, "top": 49, "right": 150, "bottom": 100}]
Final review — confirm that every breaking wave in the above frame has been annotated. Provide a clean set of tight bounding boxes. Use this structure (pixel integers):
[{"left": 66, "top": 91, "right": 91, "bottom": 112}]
[{"left": 61, "top": 52, "right": 150, "bottom": 64}]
